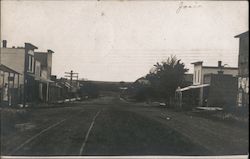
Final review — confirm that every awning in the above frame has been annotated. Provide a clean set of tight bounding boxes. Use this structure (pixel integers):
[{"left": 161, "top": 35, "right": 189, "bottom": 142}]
[
  {"left": 64, "top": 82, "right": 72, "bottom": 88},
  {"left": 58, "top": 82, "right": 72, "bottom": 88},
  {"left": 178, "top": 84, "right": 210, "bottom": 92},
  {"left": 0, "top": 64, "right": 21, "bottom": 74},
  {"left": 27, "top": 73, "right": 54, "bottom": 83},
  {"left": 50, "top": 83, "right": 62, "bottom": 88}
]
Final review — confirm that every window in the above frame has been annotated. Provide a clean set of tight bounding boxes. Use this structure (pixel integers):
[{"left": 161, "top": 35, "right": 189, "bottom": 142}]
[
  {"left": 198, "top": 70, "right": 200, "bottom": 83},
  {"left": 35, "top": 61, "right": 41, "bottom": 77},
  {"left": 31, "top": 56, "right": 35, "bottom": 72},
  {"left": 28, "top": 55, "right": 31, "bottom": 71},
  {"left": 28, "top": 55, "right": 34, "bottom": 73}
]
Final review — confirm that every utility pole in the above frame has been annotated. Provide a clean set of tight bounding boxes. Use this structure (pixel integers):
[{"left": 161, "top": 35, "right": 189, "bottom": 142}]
[
  {"left": 64, "top": 70, "right": 79, "bottom": 87},
  {"left": 65, "top": 70, "right": 79, "bottom": 99}
]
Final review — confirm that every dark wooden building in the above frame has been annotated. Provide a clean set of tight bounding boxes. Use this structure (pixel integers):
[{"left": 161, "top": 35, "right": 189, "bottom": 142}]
[{"left": 235, "top": 31, "right": 249, "bottom": 108}]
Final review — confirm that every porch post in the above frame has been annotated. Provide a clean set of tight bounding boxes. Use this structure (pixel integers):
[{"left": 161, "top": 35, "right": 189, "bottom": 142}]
[
  {"left": 8, "top": 72, "right": 10, "bottom": 106},
  {"left": 1, "top": 71, "right": 4, "bottom": 105},
  {"left": 17, "top": 74, "right": 20, "bottom": 103},
  {"left": 13, "top": 73, "right": 16, "bottom": 88},
  {"left": 13, "top": 73, "right": 16, "bottom": 105},
  {"left": 2, "top": 71, "right": 5, "bottom": 87},
  {"left": 46, "top": 82, "right": 49, "bottom": 103}
]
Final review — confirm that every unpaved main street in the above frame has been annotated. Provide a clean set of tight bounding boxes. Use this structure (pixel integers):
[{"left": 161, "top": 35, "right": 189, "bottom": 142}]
[{"left": 1, "top": 95, "right": 248, "bottom": 156}]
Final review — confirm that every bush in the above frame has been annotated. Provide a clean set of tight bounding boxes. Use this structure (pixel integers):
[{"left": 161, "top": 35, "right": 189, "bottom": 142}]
[
  {"left": 79, "top": 82, "right": 100, "bottom": 98},
  {"left": 133, "top": 85, "right": 154, "bottom": 102}
]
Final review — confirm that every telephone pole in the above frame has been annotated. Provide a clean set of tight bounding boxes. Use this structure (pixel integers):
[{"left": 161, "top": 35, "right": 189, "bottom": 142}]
[{"left": 64, "top": 70, "right": 79, "bottom": 86}]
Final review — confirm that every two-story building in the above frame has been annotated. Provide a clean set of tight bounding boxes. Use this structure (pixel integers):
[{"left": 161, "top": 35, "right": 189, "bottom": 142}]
[
  {"left": 0, "top": 64, "right": 21, "bottom": 106},
  {"left": 0, "top": 41, "right": 37, "bottom": 106},
  {"left": 34, "top": 50, "right": 54, "bottom": 102},
  {"left": 191, "top": 61, "right": 238, "bottom": 106},
  {"left": 0, "top": 40, "right": 54, "bottom": 106},
  {"left": 203, "top": 73, "right": 238, "bottom": 110},
  {"left": 176, "top": 61, "right": 238, "bottom": 109},
  {"left": 192, "top": 61, "right": 238, "bottom": 85},
  {"left": 235, "top": 31, "right": 249, "bottom": 108}
]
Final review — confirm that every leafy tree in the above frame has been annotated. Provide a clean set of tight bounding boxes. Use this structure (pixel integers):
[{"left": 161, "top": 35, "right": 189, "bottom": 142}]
[{"left": 145, "top": 55, "right": 188, "bottom": 102}]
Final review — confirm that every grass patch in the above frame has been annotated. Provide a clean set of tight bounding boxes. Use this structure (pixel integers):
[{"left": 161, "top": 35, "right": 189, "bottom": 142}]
[{"left": 1, "top": 108, "right": 32, "bottom": 135}]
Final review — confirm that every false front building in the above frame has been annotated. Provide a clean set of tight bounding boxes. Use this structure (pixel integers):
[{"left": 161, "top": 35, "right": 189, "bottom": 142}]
[
  {"left": 235, "top": 31, "right": 249, "bottom": 108},
  {"left": 0, "top": 40, "right": 54, "bottom": 106}
]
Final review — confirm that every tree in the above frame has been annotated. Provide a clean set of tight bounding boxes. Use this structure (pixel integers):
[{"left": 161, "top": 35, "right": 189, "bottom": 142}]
[
  {"left": 79, "top": 81, "right": 99, "bottom": 98},
  {"left": 145, "top": 55, "right": 188, "bottom": 102}
]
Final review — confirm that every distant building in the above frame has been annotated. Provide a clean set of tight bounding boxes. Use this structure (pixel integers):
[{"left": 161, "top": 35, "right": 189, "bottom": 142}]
[
  {"left": 0, "top": 41, "right": 36, "bottom": 105},
  {"left": 190, "top": 61, "right": 238, "bottom": 106},
  {"left": 235, "top": 31, "right": 249, "bottom": 108},
  {"left": 183, "top": 74, "right": 193, "bottom": 86},
  {"left": 134, "top": 77, "right": 151, "bottom": 85},
  {"left": 192, "top": 61, "right": 238, "bottom": 85},
  {"left": 177, "top": 73, "right": 238, "bottom": 110},
  {"left": 34, "top": 50, "right": 54, "bottom": 80},
  {"left": 0, "top": 40, "right": 54, "bottom": 105},
  {"left": 176, "top": 61, "right": 238, "bottom": 106},
  {"left": 0, "top": 41, "right": 26, "bottom": 86},
  {"left": 47, "top": 76, "right": 69, "bottom": 103},
  {"left": 203, "top": 74, "right": 238, "bottom": 110},
  {"left": 34, "top": 50, "right": 55, "bottom": 102},
  {"left": 0, "top": 64, "right": 21, "bottom": 106}
]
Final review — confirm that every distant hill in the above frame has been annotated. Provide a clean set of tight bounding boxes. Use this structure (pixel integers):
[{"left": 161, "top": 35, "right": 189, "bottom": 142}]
[{"left": 79, "top": 80, "right": 133, "bottom": 92}]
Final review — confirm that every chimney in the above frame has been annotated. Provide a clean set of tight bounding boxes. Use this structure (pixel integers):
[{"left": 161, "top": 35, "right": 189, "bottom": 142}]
[
  {"left": 47, "top": 49, "right": 54, "bottom": 53},
  {"left": 218, "top": 61, "right": 222, "bottom": 68},
  {"left": 2, "top": 40, "right": 7, "bottom": 48},
  {"left": 218, "top": 61, "right": 224, "bottom": 74}
]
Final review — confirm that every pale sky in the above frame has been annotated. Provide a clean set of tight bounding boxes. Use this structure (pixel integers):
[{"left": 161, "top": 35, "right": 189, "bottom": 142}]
[{"left": 1, "top": 1, "right": 248, "bottom": 82}]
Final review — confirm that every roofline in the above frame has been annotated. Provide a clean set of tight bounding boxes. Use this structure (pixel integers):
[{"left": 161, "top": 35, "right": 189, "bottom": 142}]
[
  {"left": 202, "top": 66, "right": 238, "bottom": 70},
  {"left": 25, "top": 43, "right": 38, "bottom": 50},
  {"left": 35, "top": 52, "right": 49, "bottom": 54},
  {"left": 204, "top": 73, "right": 235, "bottom": 76},
  {"left": 0, "top": 47, "right": 25, "bottom": 50},
  {"left": 35, "top": 50, "right": 55, "bottom": 54},
  {"left": 0, "top": 64, "right": 22, "bottom": 74},
  {"left": 234, "top": 31, "right": 249, "bottom": 38},
  {"left": 79, "top": 80, "right": 133, "bottom": 84},
  {"left": 47, "top": 49, "right": 54, "bottom": 53},
  {"left": 191, "top": 61, "right": 203, "bottom": 65}
]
